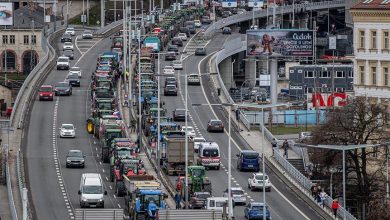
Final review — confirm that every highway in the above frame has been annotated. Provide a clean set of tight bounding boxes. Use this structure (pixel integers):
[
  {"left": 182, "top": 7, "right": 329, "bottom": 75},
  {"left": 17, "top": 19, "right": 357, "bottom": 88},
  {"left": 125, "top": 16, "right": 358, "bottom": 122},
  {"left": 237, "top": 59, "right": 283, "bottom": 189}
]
[
  {"left": 25, "top": 31, "right": 125, "bottom": 220},
  {"left": 157, "top": 30, "right": 322, "bottom": 219}
]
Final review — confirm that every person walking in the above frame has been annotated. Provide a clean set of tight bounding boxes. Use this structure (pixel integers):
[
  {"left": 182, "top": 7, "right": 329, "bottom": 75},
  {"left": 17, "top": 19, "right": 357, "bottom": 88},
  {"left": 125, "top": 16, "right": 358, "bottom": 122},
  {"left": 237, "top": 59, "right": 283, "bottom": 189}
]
[
  {"left": 331, "top": 199, "right": 339, "bottom": 219},
  {"left": 271, "top": 138, "right": 278, "bottom": 156},
  {"left": 282, "top": 139, "right": 289, "bottom": 159},
  {"left": 311, "top": 184, "right": 318, "bottom": 198},
  {"left": 319, "top": 190, "right": 327, "bottom": 208},
  {"left": 174, "top": 191, "right": 181, "bottom": 209}
]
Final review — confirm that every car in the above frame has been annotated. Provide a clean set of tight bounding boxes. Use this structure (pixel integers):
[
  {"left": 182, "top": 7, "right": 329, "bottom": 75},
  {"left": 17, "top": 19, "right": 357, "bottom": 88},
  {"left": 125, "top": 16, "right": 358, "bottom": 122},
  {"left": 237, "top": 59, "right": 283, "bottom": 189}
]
[
  {"left": 187, "top": 73, "right": 200, "bottom": 85},
  {"left": 207, "top": 119, "right": 224, "bottom": 132},
  {"left": 63, "top": 42, "right": 74, "bottom": 51},
  {"left": 163, "top": 65, "right": 175, "bottom": 75},
  {"left": 56, "top": 56, "right": 70, "bottom": 70},
  {"left": 54, "top": 81, "right": 72, "bottom": 96},
  {"left": 167, "top": 44, "right": 179, "bottom": 52},
  {"left": 66, "top": 73, "right": 80, "bottom": 87},
  {"left": 69, "top": 66, "right": 82, "bottom": 78},
  {"left": 223, "top": 187, "right": 246, "bottom": 205},
  {"left": 185, "top": 21, "right": 196, "bottom": 34},
  {"left": 66, "top": 150, "right": 85, "bottom": 168},
  {"left": 171, "top": 37, "right": 183, "bottom": 47},
  {"left": 244, "top": 202, "right": 271, "bottom": 220},
  {"left": 173, "top": 108, "right": 186, "bottom": 121},
  {"left": 82, "top": 30, "right": 93, "bottom": 39},
  {"left": 63, "top": 49, "right": 74, "bottom": 60},
  {"left": 178, "top": 33, "right": 187, "bottom": 41},
  {"left": 236, "top": 150, "right": 260, "bottom": 171},
  {"left": 59, "top": 123, "right": 76, "bottom": 138},
  {"left": 61, "top": 34, "right": 72, "bottom": 43},
  {"left": 165, "top": 52, "right": 176, "bottom": 61},
  {"left": 222, "top": 11, "right": 231, "bottom": 18},
  {"left": 247, "top": 172, "right": 272, "bottom": 192},
  {"left": 179, "top": 27, "right": 190, "bottom": 37},
  {"left": 164, "top": 85, "right": 178, "bottom": 96},
  {"left": 194, "top": 19, "right": 202, "bottom": 28},
  {"left": 201, "top": 16, "right": 212, "bottom": 24},
  {"left": 237, "top": 9, "right": 246, "bottom": 15},
  {"left": 39, "top": 85, "right": 54, "bottom": 101},
  {"left": 299, "top": 132, "right": 312, "bottom": 142},
  {"left": 172, "top": 60, "right": 183, "bottom": 70},
  {"left": 193, "top": 137, "right": 206, "bottom": 153},
  {"left": 222, "top": 27, "right": 232, "bottom": 35},
  {"left": 165, "top": 76, "right": 177, "bottom": 87},
  {"left": 181, "top": 126, "right": 195, "bottom": 137},
  {"left": 189, "top": 192, "right": 211, "bottom": 209},
  {"left": 195, "top": 47, "right": 206, "bottom": 56},
  {"left": 65, "top": 27, "right": 75, "bottom": 36}
]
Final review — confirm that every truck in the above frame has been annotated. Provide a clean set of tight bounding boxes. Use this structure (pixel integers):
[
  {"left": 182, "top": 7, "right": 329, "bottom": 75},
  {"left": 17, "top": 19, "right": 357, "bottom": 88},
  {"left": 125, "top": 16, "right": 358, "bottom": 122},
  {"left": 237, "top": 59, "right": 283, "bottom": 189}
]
[
  {"left": 144, "top": 36, "right": 161, "bottom": 52},
  {"left": 161, "top": 134, "right": 195, "bottom": 175}
]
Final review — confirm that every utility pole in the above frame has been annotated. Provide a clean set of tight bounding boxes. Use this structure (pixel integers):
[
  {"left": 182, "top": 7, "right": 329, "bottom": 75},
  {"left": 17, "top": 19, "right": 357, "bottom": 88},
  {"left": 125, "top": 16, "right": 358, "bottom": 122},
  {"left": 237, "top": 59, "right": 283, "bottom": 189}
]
[{"left": 100, "top": 0, "right": 104, "bottom": 28}]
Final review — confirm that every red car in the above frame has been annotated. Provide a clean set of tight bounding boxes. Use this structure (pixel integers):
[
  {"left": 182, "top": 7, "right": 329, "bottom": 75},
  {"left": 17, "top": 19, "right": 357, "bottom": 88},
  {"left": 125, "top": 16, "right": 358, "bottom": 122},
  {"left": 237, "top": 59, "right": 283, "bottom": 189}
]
[{"left": 39, "top": 85, "right": 54, "bottom": 101}]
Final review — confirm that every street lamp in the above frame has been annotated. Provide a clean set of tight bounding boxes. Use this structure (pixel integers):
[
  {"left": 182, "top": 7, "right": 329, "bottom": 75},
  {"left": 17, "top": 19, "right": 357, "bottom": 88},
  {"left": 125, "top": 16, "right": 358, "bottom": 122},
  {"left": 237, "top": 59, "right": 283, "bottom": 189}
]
[{"left": 329, "top": 167, "right": 337, "bottom": 199}]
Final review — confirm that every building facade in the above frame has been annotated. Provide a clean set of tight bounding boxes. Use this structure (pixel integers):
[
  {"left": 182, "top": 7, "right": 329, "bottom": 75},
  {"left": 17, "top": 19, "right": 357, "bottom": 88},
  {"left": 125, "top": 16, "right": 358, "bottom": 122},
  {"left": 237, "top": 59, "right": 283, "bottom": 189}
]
[{"left": 351, "top": 0, "right": 390, "bottom": 99}]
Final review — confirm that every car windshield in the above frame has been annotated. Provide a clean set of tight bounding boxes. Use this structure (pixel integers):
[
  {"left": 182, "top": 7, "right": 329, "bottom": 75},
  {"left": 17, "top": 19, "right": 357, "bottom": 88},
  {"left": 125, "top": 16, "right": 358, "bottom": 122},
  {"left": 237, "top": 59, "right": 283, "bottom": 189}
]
[
  {"left": 68, "top": 74, "right": 78, "bottom": 79},
  {"left": 194, "top": 138, "right": 205, "bottom": 142},
  {"left": 165, "top": 66, "right": 173, "bottom": 70},
  {"left": 68, "top": 151, "right": 82, "bottom": 157},
  {"left": 192, "top": 168, "right": 204, "bottom": 177},
  {"left": 64, "top": 50, "right": 73, "bottom": 54},
  {"left": 232, "top": 190, "right": 244, "bottom": 195},
  {"left": 56, "top": 82, "right": 69, "bottom": 87},
  {"left": 211, "top": 121, "right": 222, "bottom": 125},
  {"left": 183, "top": 127, "right": 193, "bottom": 131},
  {"left": 196, "top": 193, "right": 210, "bottom": 199},
  {"left": 84, "top": 30, "right": 92, "bottom": 34},
  {"left": 255, "top": 175, "right": 269, "bottom": 181},
  {"left": 64, "top": 43, "right": 72, "bottom": 46},
  {"left": 175, "top": 109, "right": 185, "bottom": 114},
  {"left": 58, "top": 58, "right": 68, "bottom": 62},
  {"left": 143, "top": 194, "right": 161, "bottom": 206},
  {"left": 40, "top": 87, "right": 52, "bottom": 92},
  {"left": 243, "top": 152, "right": 259, "bottom": 159},
  {"left": 98, "top": 66, "right": 111, "bottom": 71},
  {"left": 252, "top": 205, "right": 266, "bottom": 211},
  {"left": 71, "top": 67, "right": 80, "bottom": 71},
  {"left": 82, "top": 185, "right": 102, "bottom": 194},
  {"left": 62, "top": 125, "right": 74, "bottom": 130},
  {"left": 117, "top": 149, "right": 131, "bottom": 158},
  {"left": 166, "top": 85, "right": 176, "bottom": 89},
  {"left": 166, "top": 77, "right": 176, "bottom": 81},
  {"left": 203, "top": 149, "right": 219, "bottom": 157}
]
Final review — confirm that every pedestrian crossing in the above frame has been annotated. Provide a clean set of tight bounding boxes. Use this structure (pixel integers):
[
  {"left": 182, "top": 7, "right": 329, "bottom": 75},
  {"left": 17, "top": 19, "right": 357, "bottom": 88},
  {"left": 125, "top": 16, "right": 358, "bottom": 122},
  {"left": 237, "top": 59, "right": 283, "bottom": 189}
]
[
  {"left": 184, "top": 34, "right": 210, "bottom": 53},
  {"left": 75, "top": 36, "right": 100, "bottom": 54}
]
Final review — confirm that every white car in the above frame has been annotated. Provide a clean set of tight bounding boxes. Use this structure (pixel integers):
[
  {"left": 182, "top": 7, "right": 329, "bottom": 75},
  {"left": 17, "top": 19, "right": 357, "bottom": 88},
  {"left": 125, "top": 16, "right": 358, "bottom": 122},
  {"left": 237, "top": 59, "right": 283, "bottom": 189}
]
[
  {"left": 192, "top": 137, "right": 206, "bottom": 153},
  {"left": 248, "top": 172, "right": 271, "bottom": 192},
  {"left": 178, "top": 33, "right": 187, "bottom": 41},
  {"left": 223, "top": 187, "right": 246, "bottom": 205},
  {"left": 163, "top": 66, "right": 175, "bottom": 75},
  {"left": 172, "top": 60, "right": 183, "bottom": 70},
  {"left": 63, "top": 42, "right": 74, "bottom": 51},
  {"left": 59, "top": 124, "right": 76, "bottom": 138},
  {"left": 56, "top": 56, "right": 70, "bottom": 70},
  {"left": 187, "top": 73, "right": 200, "bottom": 85},
  {"left": 181, "top": 126, "right": 195, "bottom": 138},
  {"left": 194, "top": 20, "right": 202, "bottom": 28},
  {"left": 298, "top": 132, "right": 312, "bottom": 142},
  {"left": 65, "top": 27, "right": 75, "bottom": 36},
  {"left": 82, "top": 30, "right": 93, "bottom": 39},
  {"left": 69, "top": 67, "right": 82, "bottom": 78}
]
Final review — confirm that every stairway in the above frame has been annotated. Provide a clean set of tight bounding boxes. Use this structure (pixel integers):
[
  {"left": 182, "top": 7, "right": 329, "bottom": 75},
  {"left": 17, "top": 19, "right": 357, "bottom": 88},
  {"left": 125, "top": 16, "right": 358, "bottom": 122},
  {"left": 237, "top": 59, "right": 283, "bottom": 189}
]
[{"left": 287, "top": 158, "right": 306, "bottom": 174}]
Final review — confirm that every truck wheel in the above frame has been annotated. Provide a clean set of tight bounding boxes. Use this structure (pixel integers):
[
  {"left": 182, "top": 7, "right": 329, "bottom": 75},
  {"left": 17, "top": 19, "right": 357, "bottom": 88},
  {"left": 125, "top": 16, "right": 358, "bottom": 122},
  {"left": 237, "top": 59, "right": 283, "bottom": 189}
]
[
  {"left": 116, "top": 181, "right": 126, "bottom": 197},
  {"left": 87, "top": 120, "right": 94, "bottom": 134}
]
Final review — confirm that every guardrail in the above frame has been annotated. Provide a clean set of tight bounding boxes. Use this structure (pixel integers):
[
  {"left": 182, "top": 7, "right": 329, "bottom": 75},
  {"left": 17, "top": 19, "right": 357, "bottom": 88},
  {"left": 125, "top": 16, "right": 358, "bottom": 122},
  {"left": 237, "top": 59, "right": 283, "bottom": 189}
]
[
  {"left": 6, "top": 147, "right": 18, "bottom": 220},
  {"left": 158, "top": 210, "right": 223, "bottom": 220},
  {"left": 74, "top": 209, "right": 123, "bottom": 220}
]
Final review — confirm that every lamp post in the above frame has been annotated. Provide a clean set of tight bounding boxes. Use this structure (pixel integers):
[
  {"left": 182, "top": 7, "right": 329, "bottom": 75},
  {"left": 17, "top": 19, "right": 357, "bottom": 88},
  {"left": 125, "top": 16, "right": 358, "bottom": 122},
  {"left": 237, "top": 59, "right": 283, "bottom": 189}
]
[{"left": 329, "top": 167, "right": 337, "bottom": 199}]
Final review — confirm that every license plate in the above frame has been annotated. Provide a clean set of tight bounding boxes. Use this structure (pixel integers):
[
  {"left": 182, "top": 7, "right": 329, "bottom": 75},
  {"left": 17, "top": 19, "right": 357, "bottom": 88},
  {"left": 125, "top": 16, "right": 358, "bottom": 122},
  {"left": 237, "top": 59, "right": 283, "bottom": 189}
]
[
  {"left": 90, "top": 205, "right": 96, "bottom": 208},
  {"left": 248, "top": 165, "right": 253, "bottom": 167}
]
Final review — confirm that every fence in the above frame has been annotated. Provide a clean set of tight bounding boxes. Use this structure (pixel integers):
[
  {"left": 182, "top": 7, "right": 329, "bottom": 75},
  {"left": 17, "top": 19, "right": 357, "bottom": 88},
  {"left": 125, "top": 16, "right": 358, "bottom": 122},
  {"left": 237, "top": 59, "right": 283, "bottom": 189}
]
[
  {"left": 158, "top": 210, "right": 223, "bottom": 220},
  {"left": 74, "top": 209, "right": 123, "bottom": 220}
]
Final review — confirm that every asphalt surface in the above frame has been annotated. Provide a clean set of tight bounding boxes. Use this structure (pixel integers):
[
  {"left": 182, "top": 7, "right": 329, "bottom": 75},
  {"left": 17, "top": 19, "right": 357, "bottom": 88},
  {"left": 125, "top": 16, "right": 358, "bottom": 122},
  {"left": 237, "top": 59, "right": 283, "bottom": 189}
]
[
  {"left": 25, "top": 32, "right": 125, "bottom": 220},
  {"left": 158, "top": 29, "right": 322, "bottom": 220}
]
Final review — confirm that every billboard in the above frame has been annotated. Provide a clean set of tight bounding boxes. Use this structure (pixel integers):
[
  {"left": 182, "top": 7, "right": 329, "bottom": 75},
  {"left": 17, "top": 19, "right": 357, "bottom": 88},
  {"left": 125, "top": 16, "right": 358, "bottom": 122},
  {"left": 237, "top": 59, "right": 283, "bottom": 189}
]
[
  {"left": 246, "top": 30, "right": 313, "bottom": 57},
  {"left": 248, "top": 0, "right": 264, "bottom": 8},
  {"left": 222, "top": 0, "right": 237, "bottom": 8},
  {"left": 0, "top": 3, "right": 13, "bottom": 26}
]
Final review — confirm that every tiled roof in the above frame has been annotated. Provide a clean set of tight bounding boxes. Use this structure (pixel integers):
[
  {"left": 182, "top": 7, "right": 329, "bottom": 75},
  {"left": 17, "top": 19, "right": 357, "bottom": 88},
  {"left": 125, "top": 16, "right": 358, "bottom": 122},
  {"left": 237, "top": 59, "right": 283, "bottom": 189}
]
[{"left": 351, "top": 0, "right": 390, "bottom": 10}]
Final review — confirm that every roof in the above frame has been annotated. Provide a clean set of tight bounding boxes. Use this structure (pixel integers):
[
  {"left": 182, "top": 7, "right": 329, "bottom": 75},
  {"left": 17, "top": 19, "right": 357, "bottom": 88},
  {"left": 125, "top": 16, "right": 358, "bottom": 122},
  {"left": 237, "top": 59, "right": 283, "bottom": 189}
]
[
  {"left": 11, "top": 5, "right": 48, "bottom": 29},
  {"left": 351, "top": 0, "right": 390, "bottom": 10},
  {"left": 241, "top": 150, "right": 259, "bottom": 154}
]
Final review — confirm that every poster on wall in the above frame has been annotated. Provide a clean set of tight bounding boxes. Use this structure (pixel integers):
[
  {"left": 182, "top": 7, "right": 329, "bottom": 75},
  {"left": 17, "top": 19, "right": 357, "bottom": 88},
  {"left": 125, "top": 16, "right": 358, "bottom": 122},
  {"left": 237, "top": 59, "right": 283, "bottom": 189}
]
[
  {"left": 246, "top": 29, "right": 313, "bottom": 57},
  {"left": 247, "top": 0, "right": 264, "bottom": 8},
  {"left": 222, "top": 0, "right": 237, "bottom": 8},
  {"left": 0, "top": 3, "right": 13, "bottom": 26}
]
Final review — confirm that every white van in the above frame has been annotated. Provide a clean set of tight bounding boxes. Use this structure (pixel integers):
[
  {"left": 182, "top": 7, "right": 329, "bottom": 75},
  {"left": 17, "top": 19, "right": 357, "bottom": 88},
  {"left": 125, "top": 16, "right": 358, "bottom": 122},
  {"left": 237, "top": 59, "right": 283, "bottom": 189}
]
[
  {"left": 206, "top": 197, "right": 234, "bottom": 216},
  {"left": 197, "top": 142, "right": 221, "bottom": 170},
  {"left": 78, "top": 173, "right": 107, "bottom": 208}
]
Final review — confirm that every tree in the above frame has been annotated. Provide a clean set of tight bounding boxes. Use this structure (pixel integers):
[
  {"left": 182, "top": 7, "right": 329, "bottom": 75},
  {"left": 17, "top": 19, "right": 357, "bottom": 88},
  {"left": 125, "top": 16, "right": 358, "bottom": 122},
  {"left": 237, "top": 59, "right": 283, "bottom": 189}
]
[{"left": 311, "top": 97, "right": 390, "bottom": 218}]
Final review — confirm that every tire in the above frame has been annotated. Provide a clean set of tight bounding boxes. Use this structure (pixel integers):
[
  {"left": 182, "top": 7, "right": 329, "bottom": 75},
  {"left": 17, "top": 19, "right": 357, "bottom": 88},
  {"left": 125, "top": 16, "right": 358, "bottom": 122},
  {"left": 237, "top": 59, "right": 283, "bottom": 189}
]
[{"left": 116, "top": 181, "right": 126, "bottom": 197}]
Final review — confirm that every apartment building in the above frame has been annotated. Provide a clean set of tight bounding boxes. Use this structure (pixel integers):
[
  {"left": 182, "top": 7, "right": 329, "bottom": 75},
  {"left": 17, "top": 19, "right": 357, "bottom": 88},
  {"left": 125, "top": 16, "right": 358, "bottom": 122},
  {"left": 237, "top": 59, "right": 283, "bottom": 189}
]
[{"left": 351, "top": 0, "right": 390, "bottom": 100}]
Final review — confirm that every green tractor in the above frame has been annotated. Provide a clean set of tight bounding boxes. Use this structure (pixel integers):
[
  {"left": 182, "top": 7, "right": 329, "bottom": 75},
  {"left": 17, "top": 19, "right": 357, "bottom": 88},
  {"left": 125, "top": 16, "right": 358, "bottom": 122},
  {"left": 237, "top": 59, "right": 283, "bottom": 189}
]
[
  {"left": 86, "top": 109, "right": 114, "bottom": 135},
  {"left": 181, "top": 166, "right": 212, "bottom": 197},
  {"left": 101, "top": 128, "right": 124, "bottom": 163},
  {"left": 92, "top": 98, "right": 116, "bottom": 111}
]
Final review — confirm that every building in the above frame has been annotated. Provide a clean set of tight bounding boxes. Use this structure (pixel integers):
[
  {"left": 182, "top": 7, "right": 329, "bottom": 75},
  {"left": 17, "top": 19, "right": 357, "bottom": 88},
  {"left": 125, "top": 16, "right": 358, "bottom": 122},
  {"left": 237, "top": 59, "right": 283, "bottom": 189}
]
[
  {"left": 0, "top": 3, "right": 45, "bottom": 75},
  {"left": 0, "top": 84, "right": 12, "bottom": 116},
  {"left": 351, "top": 0, "right": 390, "bottom": 100}
]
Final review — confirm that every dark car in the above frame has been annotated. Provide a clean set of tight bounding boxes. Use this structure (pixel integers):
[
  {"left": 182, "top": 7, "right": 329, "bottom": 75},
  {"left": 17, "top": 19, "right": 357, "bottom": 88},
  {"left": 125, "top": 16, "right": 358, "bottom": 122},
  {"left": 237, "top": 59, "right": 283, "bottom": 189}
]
[
  {"left": 201, "top": 16, "right": 212, "bottom": 24},
  {"left": 167, "top": 44, "right": 179, "bottom": 52},
  {"left": 63, "top": 49, "right": 74, "bottom": 60},
  {"left": 171, "top": 37, "right": 183, "bottom": 47},
  {"left": 61, "top": 34, "right": 72, "bottom": 43},
  {"left": 222, "top": 27, "right": 232, "bottom": 35},
  {"left": 66, "top": 150, "right": 85, "bottom": 168},
  {"left": 207, "top": 119, "right": 224, "bottom": 132},
  {"left": 187, "top": 25, "right": 196, "bottom": 34},
  {"left": 66, "top": 73, "right": 80, "bottom": 87},
  {"left": 39, "top": 85, "right": 54, "bottom": 101},
  {"left": 164, "top": 85, "right": 178, "bottom": 96},
  {"left": 195, "top": 47, "right": 207, "bottom": 56},
  {"left": 179, "top": 27, "right": 190, "bottom": 37},
  {"left": 189, "top": 192, "right": 211, "bottom": 209},
  {"left": 54, "top": 81, "right": 72, "bottom": 96},
  {"left": 173, "top": 109, "right": 186, "bottom": 121},
  {"left": 165, "top": 76, "right": 177, "bottom": 87},
  {"left": 222, "top": 11, "right": 231, "bottom": 18},
  {"left": 165, "top": 52, "right": 176, "bottom": 61}
]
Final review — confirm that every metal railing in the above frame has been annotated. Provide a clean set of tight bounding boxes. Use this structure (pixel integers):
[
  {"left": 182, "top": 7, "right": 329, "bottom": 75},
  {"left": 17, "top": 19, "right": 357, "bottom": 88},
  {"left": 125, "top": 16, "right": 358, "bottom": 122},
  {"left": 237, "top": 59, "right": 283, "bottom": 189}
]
[
  {"left": 6, "top": 148, "right": 18, "bottom": 220},
  {"left": 158, "top": 210, "right": 223, "bottom": 220},
  {"left": 74, "top": 209, "right": 123, "bottom": 220}
]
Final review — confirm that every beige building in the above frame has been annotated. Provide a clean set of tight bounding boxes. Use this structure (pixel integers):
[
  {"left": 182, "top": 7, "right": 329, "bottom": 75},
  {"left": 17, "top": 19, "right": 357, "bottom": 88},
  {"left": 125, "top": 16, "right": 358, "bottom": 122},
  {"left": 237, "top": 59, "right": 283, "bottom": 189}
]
[
  {"left": 0, "top": 85, "right": 12, "bottom": 114},
  {"left": 351, "top": 0, "right": 390, "bottom": 101}
]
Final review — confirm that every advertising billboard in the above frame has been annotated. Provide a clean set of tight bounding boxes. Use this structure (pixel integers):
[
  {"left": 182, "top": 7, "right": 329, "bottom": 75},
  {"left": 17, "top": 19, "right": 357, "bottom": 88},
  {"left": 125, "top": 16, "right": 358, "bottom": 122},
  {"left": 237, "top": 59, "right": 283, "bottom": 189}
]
[
  {"left": 248, "top": 0, "right": 264, "bottom": 8},
  {"left": 246, "top": 30, "right": 313, "bottom": 57},
  {"left": 222, "top": 0, "right": 237, "bottom": 8},
  {"left": 0, "top": 3, "right": 13, "bottom": 26}
]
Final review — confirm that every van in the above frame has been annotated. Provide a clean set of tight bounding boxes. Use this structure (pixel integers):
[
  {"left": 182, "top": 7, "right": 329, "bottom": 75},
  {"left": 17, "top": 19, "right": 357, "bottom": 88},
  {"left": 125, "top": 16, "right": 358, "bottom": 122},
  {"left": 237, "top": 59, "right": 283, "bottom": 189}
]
[
  {"left": 206, "top": 197, "right": 234, "bottom": 216},
  {"left": 236, "top": 150, "right": 260, "bottom": 171},
  {"left": 197, "top": 142, "right": 220, "bottom": 170},
  {"left": 78, "top": 173, "right": 107, "bottom": 208}
]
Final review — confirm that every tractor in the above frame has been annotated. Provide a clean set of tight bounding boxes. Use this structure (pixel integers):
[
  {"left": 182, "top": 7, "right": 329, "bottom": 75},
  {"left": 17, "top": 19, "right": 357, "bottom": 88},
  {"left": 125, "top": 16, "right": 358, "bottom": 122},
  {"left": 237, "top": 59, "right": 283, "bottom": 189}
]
[{"left": 180, "top": 165, "right": 212, "bottom": 198}]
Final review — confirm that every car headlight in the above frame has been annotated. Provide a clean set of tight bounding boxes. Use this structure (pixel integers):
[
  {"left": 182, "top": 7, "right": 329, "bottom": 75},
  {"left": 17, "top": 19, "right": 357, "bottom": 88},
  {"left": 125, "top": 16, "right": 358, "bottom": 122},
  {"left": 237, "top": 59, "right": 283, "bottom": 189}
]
[
  {"left": 66, "top": 159, "right": 71, "bottom": 162},
  {"left": 80, "top": 159, "right": 85, "bottom": 163},
  {"left": 82, "top": 198, "right": 87, "bottom": 202},
  {"left": 98, "top": 199, "right": 103, "bottom": 202}
]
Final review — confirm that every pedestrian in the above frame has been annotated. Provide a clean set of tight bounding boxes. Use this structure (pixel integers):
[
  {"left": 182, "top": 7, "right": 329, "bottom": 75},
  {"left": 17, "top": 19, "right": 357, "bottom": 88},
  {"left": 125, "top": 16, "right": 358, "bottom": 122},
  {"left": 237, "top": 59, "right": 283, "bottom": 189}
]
[
  {"left": 235, "top": 108, "right": 240, "bottom": 121},
  {"left": 319, "top": 190, "right": 327, "bottom": 208},
  {"left": 311, "top": 184, "right": 318, "bottom": 198},
  {"left": 271, "top": 138, "right": 278, "bottom": 156},
  {"left": 331, "top": 199, "right": 339, "bottom": 218},
  {"left": 174, "top": 191, "right": 181, "bottom": 209},
  {"left": 282, "top": 139, "right": 289, "bottom": 159},
  {"left": 130, "top": 119, "right": 137, "bottom": 133}
]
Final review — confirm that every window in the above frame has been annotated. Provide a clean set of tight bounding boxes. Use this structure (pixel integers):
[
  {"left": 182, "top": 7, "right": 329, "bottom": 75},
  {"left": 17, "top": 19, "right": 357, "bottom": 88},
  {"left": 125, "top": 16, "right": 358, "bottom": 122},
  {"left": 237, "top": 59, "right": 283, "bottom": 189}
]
[
  {"left": 304, "top": 87, "right": 314, "bottom": 93},
  {"left": 9, "top": 35, "right": 15, "bottom": 45},
  {"left": 2, "top": 35, "right": 8, "bottom": 44},
  {"left": 335, "top": 71, "right": 346, "bottom": 78},
  {"left": 384, "top": 31, "right": 389, "bottom": 50},
  {"left": 23, "top": 35, "right": 29, "bottom": 44},
  {"left": 336, "top": 88, "right": 345, "bottom": 92},
  {"left": 359, "top": 30, "right": 365, "bottom": 49},
  {"left": 348, "top": 71, "right": 354, "bottom": 78},
  {"left": 359, "top": 66, "right": 365, "bottom": 84},
  {"left": 371, "top": 31, "right": 377, "bottom": 49},
  {"left": 384, "top": 67, "right": 389, "bottom": 86},
  {"left": 31, "top": 35, "right": 36, "bottom": 45},
  {"left": 320, "top": 71, "right": 330, "bottom": 78},
  {"left": 372, "top": 66, "right": 377, "bottom": 85},
  {"left": 304, "top": 71, "right": 315, "bottom": 78}
]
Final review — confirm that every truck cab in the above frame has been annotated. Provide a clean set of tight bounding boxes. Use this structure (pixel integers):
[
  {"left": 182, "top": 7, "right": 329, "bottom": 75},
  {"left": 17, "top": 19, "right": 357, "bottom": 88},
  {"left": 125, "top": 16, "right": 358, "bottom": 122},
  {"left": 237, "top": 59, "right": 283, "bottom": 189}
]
[
  {"left": 78, "top": 173, "right": 107, "bottom": 208},
  {"left": 236, "top": 150, "right": 260, "bottom": 172},
  {"left": 206, "top": 197, "right": 233, "bottom": 215},
  {"left": 197, "top": 142, "right": 220, "bottom": 170}
]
